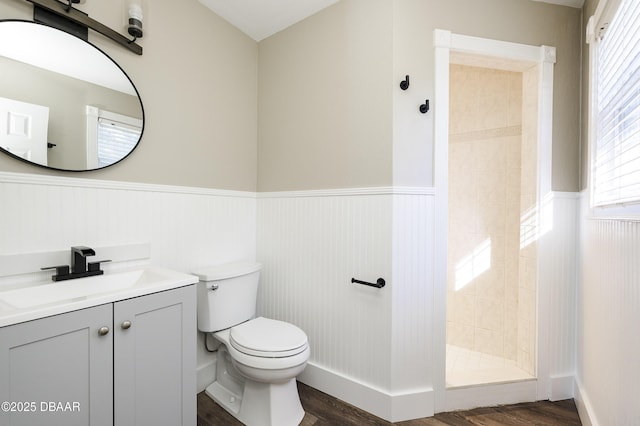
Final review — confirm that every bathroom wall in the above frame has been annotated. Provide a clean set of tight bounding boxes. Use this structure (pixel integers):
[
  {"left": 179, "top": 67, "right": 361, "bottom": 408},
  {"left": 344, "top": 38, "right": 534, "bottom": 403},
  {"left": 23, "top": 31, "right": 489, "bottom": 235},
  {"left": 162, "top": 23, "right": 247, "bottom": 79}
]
[
  {"left": 518, "top": 66, "right": 539, "bottom": 375},
  {"left": 258, "top": 0, "right": 582, "bottom": 192},
  {"left": 257, "top": 188, "right": 435, "bottom": 421},
  {"left": 0, "top": 174, "right": 255, "bottom": 270},
  {"left": 0, "top": 0, "right": 260, "bottom": 395},
  {"left": 0, "top": 0, "right": 258, "bottom": 191},
  {"left": 0, "top": 171, "right": 257, "bottom": 387},
  {"left": 447, "top": 64, "right": 523, "bottom": 361},
  {"left": 257, "top": 0, "right": 393, "bottom": 191},
  {"left": 576, "top": 2, "right": 640, "bottom": 425},
  {"left": 576, "top": 207, "right": 640, "bottom": 426},
  {"left": 0, "top": 0, "right": 586, "bottom": 422},
  {"left": 254, "top": 0, "right": 581, "bottom": 420}
]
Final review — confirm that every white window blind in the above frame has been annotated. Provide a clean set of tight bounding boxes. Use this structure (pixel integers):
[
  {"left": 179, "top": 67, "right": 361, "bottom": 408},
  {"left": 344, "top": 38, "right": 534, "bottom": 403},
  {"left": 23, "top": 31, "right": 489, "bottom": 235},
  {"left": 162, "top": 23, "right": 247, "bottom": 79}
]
[
  {"left": 592, "top": 0, "right": 640, "bottom": 206},
  {"left": 97, "top": 117, "right": 141, "bottom": 168}
]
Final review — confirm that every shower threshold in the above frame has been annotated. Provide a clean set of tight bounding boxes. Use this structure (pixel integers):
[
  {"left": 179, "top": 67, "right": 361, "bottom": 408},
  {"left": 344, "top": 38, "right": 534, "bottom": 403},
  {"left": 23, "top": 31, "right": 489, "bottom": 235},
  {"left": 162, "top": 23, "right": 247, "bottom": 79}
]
[{"left": 446, "top": 344, "right": 535, "bottom": 389}]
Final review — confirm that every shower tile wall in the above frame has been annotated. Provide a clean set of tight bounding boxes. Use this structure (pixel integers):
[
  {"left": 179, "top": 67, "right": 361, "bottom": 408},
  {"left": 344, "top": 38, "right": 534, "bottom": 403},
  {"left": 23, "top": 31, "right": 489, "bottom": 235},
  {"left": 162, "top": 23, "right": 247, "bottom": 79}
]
[
  {"left": 447, "top": 64, "right": 522, "bottom": 361},
  {"left": 518, "top": 66, "right": 539, "bottom": 375}
]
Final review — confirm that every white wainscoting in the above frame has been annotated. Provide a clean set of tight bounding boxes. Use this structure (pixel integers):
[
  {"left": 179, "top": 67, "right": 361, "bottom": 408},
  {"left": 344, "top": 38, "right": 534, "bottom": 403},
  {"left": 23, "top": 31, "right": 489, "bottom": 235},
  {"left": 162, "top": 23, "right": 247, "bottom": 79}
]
[
  {"left": 0, "top": 172, "right": 584, "bottom": 422},
  {"left": 0, "top": 171, "right": 257, "bottom": 386},
  {"left": 537, "top": 191, "right": 580, "bottom": 402},
  {"left": 577, "top": 191, "right": 640, "bottom": 426},
  {"left": 256, "top": 188, "right": 580, "bottom": 421},
  {"left": 0, "top": 172, "right": 256, "bottom": 273},
  {"left": 257, "top": 188, "right": 435, "bottom": 422}
]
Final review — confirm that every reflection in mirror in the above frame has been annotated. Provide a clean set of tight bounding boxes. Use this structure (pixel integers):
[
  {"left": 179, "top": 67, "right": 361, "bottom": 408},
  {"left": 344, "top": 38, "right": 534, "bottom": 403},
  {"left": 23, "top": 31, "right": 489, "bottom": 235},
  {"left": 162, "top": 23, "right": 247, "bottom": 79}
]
[{"left": 0, "top": 20, "right": 144, "bottom": 171}]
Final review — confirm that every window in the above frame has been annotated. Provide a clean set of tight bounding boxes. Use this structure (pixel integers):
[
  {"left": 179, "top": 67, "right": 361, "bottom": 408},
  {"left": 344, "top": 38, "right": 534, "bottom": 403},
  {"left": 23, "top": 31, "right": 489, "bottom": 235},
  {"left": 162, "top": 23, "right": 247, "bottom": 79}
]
[
  {"left": 97, "top": 117, "right": 141, "bottom": 168},
  {"left": 85, "top": 106, "right": 142, "bottom": 169},
  {"left": 590, "top": 0, "right": 640, "bottom": 209}
]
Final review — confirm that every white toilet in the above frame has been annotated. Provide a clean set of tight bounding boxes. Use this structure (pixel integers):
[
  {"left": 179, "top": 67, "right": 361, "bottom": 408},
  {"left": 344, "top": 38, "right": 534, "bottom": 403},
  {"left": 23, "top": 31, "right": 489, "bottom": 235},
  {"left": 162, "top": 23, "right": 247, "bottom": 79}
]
[{"left": 194, "top": 261, "right": 310, "bottom": 426}]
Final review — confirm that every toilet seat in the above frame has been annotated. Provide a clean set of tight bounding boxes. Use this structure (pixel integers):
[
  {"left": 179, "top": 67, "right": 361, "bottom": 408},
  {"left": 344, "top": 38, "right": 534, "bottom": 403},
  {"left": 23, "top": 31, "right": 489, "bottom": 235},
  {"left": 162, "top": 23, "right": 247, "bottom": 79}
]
[
  {"left": 214, "top": 317, "right": 310, "bottom": 372},
  {"left": 230, "top": 317, "right": 308, "bottom": 358}
]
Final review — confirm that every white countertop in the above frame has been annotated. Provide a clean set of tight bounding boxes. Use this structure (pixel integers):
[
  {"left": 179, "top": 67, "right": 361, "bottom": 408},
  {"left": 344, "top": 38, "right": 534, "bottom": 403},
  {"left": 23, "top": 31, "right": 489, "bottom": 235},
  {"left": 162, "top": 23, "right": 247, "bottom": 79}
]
[{"left": 0, "top": 266, "right": 198, "bottom": 327}]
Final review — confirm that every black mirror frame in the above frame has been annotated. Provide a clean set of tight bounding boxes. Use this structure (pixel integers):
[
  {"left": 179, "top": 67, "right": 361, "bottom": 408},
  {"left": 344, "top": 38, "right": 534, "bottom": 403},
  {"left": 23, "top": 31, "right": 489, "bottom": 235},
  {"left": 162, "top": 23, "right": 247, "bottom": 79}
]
[{"left": 0, "top": 19, "right": 145, "bottom": 172}]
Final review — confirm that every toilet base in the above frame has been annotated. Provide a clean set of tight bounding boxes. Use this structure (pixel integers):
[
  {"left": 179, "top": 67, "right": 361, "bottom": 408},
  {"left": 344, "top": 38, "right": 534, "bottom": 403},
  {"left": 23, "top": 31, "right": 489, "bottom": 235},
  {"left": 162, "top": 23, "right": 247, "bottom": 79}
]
[
  {"left": 205, "top": 346, "right": 305, "bottom": 426},
  {"left": 205, "top": 378, "right": 304, "bottom": 426}
]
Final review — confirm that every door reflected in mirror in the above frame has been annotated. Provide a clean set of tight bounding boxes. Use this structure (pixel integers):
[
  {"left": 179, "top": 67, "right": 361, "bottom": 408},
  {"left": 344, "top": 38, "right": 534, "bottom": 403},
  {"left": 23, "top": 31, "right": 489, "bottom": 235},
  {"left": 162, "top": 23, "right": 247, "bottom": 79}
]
[{"left": 0, "top": 20, "right": 144, "bottom": 171}]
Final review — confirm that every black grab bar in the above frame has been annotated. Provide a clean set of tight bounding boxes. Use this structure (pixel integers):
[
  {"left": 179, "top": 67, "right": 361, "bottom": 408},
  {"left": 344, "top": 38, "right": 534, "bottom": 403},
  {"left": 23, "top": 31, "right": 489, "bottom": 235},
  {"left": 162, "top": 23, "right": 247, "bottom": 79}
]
[{"left": 351, "top": 277, "right": 386, "bottom": 288}]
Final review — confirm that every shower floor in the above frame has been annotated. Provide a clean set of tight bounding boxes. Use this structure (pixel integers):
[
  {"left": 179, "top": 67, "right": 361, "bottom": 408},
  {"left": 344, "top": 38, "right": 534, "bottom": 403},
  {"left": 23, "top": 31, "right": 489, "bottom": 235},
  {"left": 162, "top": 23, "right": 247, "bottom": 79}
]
[{"left": 446, "top": 344, "right": 535, "bottom": 388}]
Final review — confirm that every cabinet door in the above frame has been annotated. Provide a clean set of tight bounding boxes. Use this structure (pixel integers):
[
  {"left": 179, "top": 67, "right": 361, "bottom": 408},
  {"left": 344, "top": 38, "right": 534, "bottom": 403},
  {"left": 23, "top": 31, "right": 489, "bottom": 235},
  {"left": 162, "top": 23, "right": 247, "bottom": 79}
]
[
  {"left": 114, "top": 285, "right": 196, "bottom": 426},
  {"left": 0, "top": 304, "right": 113, "bottom": 426}
]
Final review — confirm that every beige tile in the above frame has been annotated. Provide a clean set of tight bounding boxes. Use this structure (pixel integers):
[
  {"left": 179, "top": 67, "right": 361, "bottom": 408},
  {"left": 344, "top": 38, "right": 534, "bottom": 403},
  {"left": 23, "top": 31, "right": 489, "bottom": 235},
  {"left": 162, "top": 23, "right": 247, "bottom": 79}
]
[
  {"left": 475, "top": 328, "right": 504, "bottom": 357},
  {"left": 478, "top": 202, "right": 506, "bottom": 236},
  {"left": 518, "top": 317, "right": 530, "bottom": 353},
  {"left": 476, "top": 297, "right": 504, "bottom": 332},
  {"left": 478, "top": 71, "right": 509, "bottom": 130},
  {"left": 491, "top": 234, "right": 506, "bottom": 264},
  {"left": 504, "top": 336, "right": 518, "bottom": 361},
  {"left": 477, "top": 170, "right": 507, "bottom": 205},
  {"left": 447, "top": 322, "right": 475, "bottom": 350},
  {"left": 448, "top": 291, "right": 476, "bottom": 326},
  {"left": 448, "top": 65, "right": 537, "bottom": 370},
  {"left": 508, "top": 72, "right": 523, "bottom": 127},
  {"left": 474, "top": 138, "right": 507, "bottom": 172},
  {"left": 449, "top": 65, "right": 481, "bottom": 134},
  {"left": 476, "top": 265, "right": 505, "bottom": 300},
  {"left": 505, "top": 136, "right": 522, "bottom": 170},
  {"left": 519, "top": 257, "right": 537, "bottom": 290}
]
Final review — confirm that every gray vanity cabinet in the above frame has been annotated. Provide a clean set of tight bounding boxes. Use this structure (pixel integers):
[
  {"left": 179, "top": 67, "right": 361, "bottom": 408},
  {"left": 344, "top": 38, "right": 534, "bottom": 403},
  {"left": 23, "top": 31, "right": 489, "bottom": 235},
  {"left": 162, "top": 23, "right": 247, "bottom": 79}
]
[
  {"left": 114, "top": 285, "right": 196, "bottom": 426},
  {"left": 0, "top": 285, "right": 196, "bottom": 426},
  {"left": 0, "top": 303, "right": 113, "bottom": 426}
]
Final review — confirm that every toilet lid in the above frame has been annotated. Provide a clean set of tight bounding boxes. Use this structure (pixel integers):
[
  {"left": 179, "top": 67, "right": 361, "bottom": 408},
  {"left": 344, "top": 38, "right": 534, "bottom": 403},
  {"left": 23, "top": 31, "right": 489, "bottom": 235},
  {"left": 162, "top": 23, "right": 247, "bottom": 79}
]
[{"left": 230, "top": 317, "right": 308, "bottom": 358}]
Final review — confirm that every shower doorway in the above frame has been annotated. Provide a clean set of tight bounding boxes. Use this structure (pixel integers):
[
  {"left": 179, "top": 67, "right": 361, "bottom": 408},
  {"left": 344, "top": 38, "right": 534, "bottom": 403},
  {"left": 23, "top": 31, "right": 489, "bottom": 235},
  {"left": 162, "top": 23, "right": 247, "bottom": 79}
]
[
  {"left": 446, "top": 61, "right": 536, "bottom": 388},
  {"left": 433, "top": 30, "right": 556, "bottom": 412}
]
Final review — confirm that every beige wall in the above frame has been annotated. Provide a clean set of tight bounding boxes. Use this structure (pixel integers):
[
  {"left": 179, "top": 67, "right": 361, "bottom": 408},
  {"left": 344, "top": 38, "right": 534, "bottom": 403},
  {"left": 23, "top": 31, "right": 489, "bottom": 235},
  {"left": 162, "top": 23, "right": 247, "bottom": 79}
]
[
  {"left": 0, "top": 0, "right": 258, "bottom": 191},
  {"left": 259, "top": 0, "right": 582, "bottom": 192},
  {"left": 258, "top": 0, "right": 394, "bottom": 191},
  {"left": 0, "top": 0, "right": 581, "bottom": 192},
  {"left": 393, "top": 0, "right": 582, "bottom": 192}
]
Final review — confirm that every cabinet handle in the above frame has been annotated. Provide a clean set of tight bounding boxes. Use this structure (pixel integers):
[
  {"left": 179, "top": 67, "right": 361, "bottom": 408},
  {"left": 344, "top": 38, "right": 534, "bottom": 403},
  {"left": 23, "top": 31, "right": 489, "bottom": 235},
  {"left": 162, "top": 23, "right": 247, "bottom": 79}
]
[
  {"left": 121, "top": 320, "right": 132, "bottom": 330},
  {"left": 98, "top": 326, "right": 110, "bottom": 336}
]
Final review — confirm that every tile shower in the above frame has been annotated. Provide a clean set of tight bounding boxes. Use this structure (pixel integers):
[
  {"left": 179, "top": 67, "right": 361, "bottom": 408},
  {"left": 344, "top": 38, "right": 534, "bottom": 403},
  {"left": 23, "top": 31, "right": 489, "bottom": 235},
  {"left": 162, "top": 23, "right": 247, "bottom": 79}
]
[{"left": 446, "top": 64, "right": 537, "bottom": 388}]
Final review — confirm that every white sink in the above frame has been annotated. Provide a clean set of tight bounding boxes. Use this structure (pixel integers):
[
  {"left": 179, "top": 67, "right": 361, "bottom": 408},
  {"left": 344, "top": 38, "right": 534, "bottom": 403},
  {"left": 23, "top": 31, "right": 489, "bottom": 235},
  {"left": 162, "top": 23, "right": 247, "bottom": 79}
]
[{"left": 0, "top": 267, "right": 198, "bottom": 325}]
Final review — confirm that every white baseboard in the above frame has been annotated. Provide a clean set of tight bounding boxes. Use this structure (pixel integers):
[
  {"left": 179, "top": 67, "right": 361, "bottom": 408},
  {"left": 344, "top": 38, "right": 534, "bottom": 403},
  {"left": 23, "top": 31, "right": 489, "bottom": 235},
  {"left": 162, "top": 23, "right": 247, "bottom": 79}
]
[
  {"left": 549, "top": 374, "right": 575, "bottom": 401},
  {"left": 574, "top": 379, "right": 599, "bottom": 426},
  {"left": 443, "top": 379, "right": 537, "bottom": 412},
  {"left": 197, "top": 359, "right": 216, "bottom": 394},
  {"left": 297, "top": 362, "right": 434, "bottom": 422}
]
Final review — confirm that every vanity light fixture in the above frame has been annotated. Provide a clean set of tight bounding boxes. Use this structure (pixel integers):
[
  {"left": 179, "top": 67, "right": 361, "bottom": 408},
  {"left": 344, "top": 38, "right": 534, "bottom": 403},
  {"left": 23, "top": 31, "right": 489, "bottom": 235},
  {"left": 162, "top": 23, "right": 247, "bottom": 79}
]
[
  {"left": 25, "top": 0, "right": 143, "bottom": 55},
  {"left": 126, "top": 0, "right": 144, "bottom": 41}
]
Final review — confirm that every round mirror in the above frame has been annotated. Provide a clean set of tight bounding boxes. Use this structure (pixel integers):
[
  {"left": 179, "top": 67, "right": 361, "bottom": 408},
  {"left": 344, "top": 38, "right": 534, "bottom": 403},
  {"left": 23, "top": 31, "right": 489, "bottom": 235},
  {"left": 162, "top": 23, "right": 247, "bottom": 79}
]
[{"left": 0, "top": 20, "right": 144, "bottom": 171}]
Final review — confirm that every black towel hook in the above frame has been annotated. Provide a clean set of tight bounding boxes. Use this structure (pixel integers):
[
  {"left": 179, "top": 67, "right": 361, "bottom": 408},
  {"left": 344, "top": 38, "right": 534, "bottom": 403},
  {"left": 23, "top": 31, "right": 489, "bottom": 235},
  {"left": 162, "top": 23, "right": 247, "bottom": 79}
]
[
  {"left": 400, "top": 75, "right": 410, "bottom": 90},
  {"left": 419, "top": 99, "right": 430, "bottom": 114}
]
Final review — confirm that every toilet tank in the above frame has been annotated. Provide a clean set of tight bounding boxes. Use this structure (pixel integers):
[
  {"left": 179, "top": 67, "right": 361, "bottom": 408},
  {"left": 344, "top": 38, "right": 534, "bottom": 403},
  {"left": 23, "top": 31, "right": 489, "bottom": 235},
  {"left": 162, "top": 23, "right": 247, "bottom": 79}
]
[{"left": 193, "top": 261, "right": 262, "bottom": 333}]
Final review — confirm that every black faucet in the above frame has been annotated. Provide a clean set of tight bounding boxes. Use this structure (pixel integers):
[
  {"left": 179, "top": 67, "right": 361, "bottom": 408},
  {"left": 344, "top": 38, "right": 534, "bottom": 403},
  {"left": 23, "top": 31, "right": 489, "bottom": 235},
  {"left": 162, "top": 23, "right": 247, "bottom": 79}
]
[
  {"left": 72, "top": 246, "right": 95, "bottom": 274},
  {"left": 41, "top": 246, "right": 111, "bottom": 282}
]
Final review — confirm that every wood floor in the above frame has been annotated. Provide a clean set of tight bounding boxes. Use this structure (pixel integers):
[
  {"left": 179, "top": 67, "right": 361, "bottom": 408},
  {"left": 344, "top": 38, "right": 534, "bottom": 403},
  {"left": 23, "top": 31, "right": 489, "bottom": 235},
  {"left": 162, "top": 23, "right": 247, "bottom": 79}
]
[{"left": 197, "top": 381, "right": 582, "bottom": 425}]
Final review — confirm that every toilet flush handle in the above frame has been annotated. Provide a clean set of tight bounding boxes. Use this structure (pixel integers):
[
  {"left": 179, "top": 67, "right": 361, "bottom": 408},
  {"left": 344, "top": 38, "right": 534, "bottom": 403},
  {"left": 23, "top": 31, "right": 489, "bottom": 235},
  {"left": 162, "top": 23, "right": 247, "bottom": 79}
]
[{"left": 209, "top": 282, "right": 219, "bottom": 291}]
